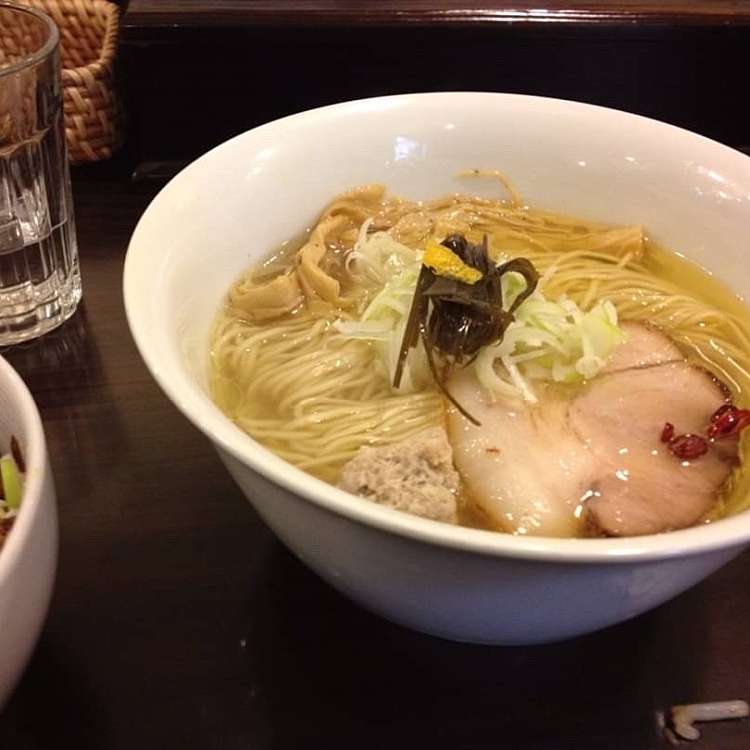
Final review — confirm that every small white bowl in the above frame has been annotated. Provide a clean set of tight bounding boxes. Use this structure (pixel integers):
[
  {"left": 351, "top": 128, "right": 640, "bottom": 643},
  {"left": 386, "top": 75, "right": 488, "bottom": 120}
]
[
  {"left": 125, "top": 93, "right": 750, "bottom": 644},
  {"left": 0, "top": 355, "right": 57, "bottom": 705}
]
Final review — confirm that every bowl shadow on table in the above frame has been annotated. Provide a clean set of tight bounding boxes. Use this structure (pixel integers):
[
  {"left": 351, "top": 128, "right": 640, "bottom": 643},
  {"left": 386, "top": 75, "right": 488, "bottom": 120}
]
[
  {"left": 1, "top": 302, "right": 133, "bottom": 500},
  {"left": 0, "top": 304, "right": 140, "bottom": 746},
  {"left": 238, "top": 543, "right": 714, "bottom": 750},
  {"left": 1, "top": 303, "right": 105, "bottom": 397}
]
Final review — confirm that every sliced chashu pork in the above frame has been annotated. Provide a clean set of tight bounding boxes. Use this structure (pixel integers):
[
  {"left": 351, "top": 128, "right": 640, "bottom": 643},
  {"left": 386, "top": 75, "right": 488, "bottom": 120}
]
[
  {"left": 448, "top": 370, "right": 596, "bottom": 537},
  {"left": 572, "top": 362, "right": 732, "bottom": 535},
  {"left": 601, "top": 321, "right": 682, "bottom": 373},
  {"left": 447, "top": 323, "right": 736, "bottom": 537}
]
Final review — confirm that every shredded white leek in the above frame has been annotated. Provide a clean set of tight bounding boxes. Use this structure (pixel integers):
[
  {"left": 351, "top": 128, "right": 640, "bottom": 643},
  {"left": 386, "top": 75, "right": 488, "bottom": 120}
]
[
  {"left": 476, "top": 295, "right": 625, "bottom": 402},
  {"left": 336, "top": 230, "right": 627, "bottom": 402},
  {"left": 344, "top": 220, "right": 418, "bottom": 287},
  {"left": 335, "top": 231, "right": 428, "bottom": 391}
]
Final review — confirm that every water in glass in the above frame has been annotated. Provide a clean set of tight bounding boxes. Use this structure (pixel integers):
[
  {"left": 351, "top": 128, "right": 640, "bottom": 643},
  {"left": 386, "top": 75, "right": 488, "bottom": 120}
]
[{"left": 0, "top": 3, "right": 81, "bottom": 345}]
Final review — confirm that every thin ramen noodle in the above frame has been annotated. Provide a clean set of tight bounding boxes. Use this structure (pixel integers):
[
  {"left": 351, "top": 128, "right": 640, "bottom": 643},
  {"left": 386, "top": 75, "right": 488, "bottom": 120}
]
[{"left": 210, "top": 175, "right": 750, "bottom": 531}]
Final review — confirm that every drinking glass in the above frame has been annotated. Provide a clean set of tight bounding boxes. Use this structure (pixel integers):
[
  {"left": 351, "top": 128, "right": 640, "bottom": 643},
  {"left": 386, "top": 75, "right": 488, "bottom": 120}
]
[{"left": 0, "top": 2, "right": 81, "bottom": 345}]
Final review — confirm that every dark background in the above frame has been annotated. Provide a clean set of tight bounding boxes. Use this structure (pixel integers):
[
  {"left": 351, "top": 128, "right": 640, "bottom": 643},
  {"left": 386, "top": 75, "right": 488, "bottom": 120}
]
[
  {"left": 117, "top": 2, "right": 750, "bottom": 166},
  {"left": 2, "top": 2, "right": 750, "bottom": 749}
]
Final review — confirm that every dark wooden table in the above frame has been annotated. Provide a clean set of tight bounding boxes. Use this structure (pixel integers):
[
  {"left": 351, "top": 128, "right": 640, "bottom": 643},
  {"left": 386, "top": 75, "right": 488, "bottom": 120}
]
[
  {"left": 0, "top": 161, "right": 748, "bottom": 749},
  {"left": 3, "top": 1, "right": 750, "bottom": 744}
]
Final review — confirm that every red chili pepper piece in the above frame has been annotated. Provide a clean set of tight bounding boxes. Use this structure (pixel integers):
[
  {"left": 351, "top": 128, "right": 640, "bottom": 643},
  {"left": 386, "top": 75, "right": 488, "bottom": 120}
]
[
  {"left": 707, "top": 404, "right": 750, "bottom": 440},
  {"left": 669, "top": 434, "right": 709, "bottom": 460},
  {"left": 711, "top": 403, "right": 734, "bottom": 423},
  {"left": 660, "top": 422, "right": 675, "bottom": 443},
  {"left": 708, "top": 406, "right": 740, "bottom": 439}
]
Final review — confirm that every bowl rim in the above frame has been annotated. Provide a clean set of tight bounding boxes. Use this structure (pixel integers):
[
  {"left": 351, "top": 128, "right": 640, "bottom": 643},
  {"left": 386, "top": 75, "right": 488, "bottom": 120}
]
[
  {"left": 124, "top": 90, "right": 750, "bottom": 564},
  {"left": 0, "top": 354, "right": 49, "bottom": 581}
]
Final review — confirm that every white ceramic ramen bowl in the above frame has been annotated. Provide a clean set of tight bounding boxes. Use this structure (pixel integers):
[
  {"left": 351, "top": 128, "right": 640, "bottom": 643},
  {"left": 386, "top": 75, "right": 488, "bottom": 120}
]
[
  {"left": 124, "top": 92, "right": 750, "bottom": 644},
  {"left": 0, "top": 355, "right": 57, "bottom": 705}
]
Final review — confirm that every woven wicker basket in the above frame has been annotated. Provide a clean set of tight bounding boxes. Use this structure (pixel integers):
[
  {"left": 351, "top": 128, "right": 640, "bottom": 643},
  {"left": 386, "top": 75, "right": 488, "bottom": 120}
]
[{"left": 24, "top": 0, "right": 123, "bottom": 163}]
